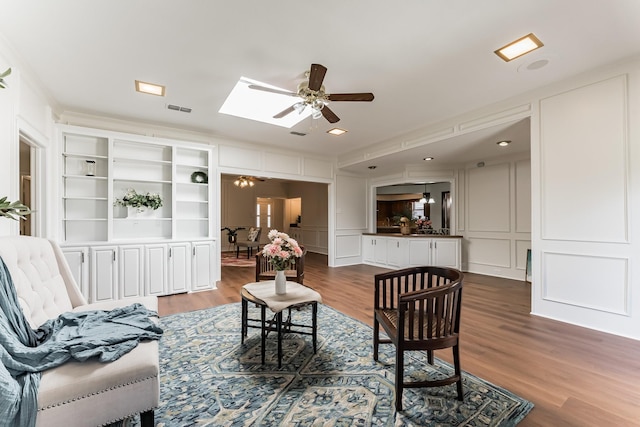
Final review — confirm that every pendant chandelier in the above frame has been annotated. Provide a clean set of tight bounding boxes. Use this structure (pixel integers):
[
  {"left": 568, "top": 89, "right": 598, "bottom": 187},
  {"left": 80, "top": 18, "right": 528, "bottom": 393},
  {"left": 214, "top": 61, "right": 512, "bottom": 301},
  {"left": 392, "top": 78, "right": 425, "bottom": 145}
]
[
  {"left": 234, "top": 176, "right": 254, "bottom": 188},
  {"left": 418, "top": 184, "right": 435, "bottom": 204}
]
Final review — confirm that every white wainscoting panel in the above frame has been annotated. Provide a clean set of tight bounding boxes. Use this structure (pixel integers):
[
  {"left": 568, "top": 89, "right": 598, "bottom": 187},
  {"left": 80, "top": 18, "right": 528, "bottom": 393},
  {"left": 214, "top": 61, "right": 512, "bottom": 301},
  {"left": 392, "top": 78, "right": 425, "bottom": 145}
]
[
  {"left": 335, "top": 233, "right": 362, "bottom": 258},
  {"left": 336, "top": 175, "right": 367, "bottom": 230},
  {"left": 540, "top": 75, "right": 628, "bottom": 243},
  {"left": 304, "top": 158, "right": 333, "bottom": 179},
  {"left": 302, "top": 227, "right": 328, "bottom": 255},
  {"left": 467, "top": 237, "right": 511, "bottom": 268},
  {"left": 542, "top": 252, "right": 629, "bottom": 315},
  {"left": 515, "top": 240, "right": 531, "bottom": 271},
  {"left": 264, "top": 152, "right": 301, "bottom": 175},
  {"left": 457, "top": 169, "right": 465, "bottom": 231},
  {"left": 468, "top": 163, "right": 510, "bottom": 232},
  {"left": 515, "top": 160, "right": 531, "bottom": 233},
  {"left": 218, "top": 145, "right": 261, "bottom": 170}
]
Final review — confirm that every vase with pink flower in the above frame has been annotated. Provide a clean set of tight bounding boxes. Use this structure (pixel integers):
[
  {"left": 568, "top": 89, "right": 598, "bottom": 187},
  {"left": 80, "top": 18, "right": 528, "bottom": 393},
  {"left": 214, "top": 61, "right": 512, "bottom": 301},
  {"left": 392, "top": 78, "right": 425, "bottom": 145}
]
[{"left": 261, "top": 229, "right": 303, "bottom": 295}]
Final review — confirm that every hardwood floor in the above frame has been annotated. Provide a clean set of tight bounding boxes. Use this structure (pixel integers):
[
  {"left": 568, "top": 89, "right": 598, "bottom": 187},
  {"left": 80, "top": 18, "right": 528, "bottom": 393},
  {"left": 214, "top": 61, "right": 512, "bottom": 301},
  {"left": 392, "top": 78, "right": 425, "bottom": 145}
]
[{"left": 159, "top": 253, "right": 640, "bottom": 426}]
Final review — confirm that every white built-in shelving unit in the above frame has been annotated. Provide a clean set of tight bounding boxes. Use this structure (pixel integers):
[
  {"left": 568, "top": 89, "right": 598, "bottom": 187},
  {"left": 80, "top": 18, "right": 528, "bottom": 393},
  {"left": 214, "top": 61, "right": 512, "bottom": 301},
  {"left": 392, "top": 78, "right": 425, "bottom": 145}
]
[{"left": 58, "top": 125, "right": 217, "bottom": 302}]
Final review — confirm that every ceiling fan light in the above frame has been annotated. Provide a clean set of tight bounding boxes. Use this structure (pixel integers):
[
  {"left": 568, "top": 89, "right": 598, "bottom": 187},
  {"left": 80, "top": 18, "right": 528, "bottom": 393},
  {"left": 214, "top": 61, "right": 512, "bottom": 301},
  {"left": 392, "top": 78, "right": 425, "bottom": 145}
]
[
  {"left": 311, "top": 99, "right": 325, "bottom": 111},
  {"left": 311, "top": 109, "right": 323, "bottom": 119},
  {"left": 293, "top": 102, "right": 306, "bottom": 114}
]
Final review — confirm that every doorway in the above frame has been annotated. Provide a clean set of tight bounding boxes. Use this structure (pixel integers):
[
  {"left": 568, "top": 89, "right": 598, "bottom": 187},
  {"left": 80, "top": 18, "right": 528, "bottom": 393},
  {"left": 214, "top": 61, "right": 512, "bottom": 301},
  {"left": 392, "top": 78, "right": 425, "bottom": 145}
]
[{"left": 19, "top": 137, "right": 35, "bottom": 236}]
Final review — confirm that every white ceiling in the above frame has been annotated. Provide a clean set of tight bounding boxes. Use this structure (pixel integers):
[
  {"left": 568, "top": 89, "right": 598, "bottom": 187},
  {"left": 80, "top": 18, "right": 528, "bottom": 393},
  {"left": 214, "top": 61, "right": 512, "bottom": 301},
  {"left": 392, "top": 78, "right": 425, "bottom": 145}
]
[{"left": 1, "top": 1, "right": 639, "bottom": 171}]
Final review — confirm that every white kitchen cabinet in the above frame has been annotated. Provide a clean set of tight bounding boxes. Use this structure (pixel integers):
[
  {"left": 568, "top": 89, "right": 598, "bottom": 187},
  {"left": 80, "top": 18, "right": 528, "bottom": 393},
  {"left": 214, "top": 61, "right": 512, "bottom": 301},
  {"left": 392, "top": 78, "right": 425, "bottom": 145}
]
[
  {"left": 90, "top": 246, "right": 118, "bottom": 302},
  {"left": 145, "top": 244, "right": 168, "bottom": 296},
  {"left": 386, "top": 238, "right": 408, "bottom": 268},
  {"left": 374, "top": 238, "right": 387, "bottom": 264},
  {"left": 407, "top": 239, "right": 431, "bottom": 267},
  {"left": 191, "top": 240, "right": 216, "bottom": 291},
  {"left": 363, "top": 235, "right": 388, "bottom": 264},
  {"left": 362, "top": 235, "right": 375, "bottom": 262},
  {"left": 61, "top": 246, "right": 89, "bottom": 300},
  {"left": 362, "top": 235, "right": 462, "bottom": 270},
  {"left": 118, "top": 245, "right": 144, "bottom": 299},
  {"left": 168, "top": 242, "right": 191, "bottom": 294},
  {"left": 431, "top": 238, "right": 460, "bottom": 268}
]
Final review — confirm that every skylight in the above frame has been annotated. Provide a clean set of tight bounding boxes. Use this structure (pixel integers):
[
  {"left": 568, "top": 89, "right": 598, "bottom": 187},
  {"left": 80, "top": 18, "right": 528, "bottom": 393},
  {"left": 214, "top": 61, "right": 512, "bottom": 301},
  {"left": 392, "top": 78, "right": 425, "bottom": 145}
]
[{"left": 219, "top": 77, "right": 311, "bottom": 127}]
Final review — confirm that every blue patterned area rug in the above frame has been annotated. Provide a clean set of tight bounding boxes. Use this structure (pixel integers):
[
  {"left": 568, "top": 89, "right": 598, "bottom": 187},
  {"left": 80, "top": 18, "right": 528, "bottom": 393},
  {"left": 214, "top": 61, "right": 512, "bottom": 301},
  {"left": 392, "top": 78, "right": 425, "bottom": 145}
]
[{"left": 134, "top": 303, "right": 533, "bottom": 426}]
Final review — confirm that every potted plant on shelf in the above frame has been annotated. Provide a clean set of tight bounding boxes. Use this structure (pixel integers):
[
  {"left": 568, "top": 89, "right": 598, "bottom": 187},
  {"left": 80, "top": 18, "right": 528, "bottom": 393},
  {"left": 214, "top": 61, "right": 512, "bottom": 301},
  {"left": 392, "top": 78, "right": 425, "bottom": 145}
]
[
  {"left": 114, "top": 188, "right": 163, "bottom": 217},
  {"left": 221, "top": 226, "right": 245, "bottom": 243},
  {"left": 0, "top": 196, "right": 31, "bottom": 220}
]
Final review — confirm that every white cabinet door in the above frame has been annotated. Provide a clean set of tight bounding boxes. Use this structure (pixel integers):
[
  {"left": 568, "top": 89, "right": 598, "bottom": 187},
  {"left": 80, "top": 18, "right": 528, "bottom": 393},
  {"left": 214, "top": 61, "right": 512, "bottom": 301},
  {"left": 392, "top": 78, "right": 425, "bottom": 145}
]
[
  {"left": 62, "top": 246, "right": 89, "bottom": 301},
  {"left": 374, "top": 238, "right": 387, "bottom": 264},
  {"left": 118, "top": 245, "right": 144, "bottom": 299},
  {"left": 432, "top": 238, "right": 460, "bottom": 269},
  {"left": 386, "top": 238, "right": 408, "bottom": 268},
  {"left": 90, "top": 246, "right": 118, "bottom": 302},
  {"left": 407, "top": 239, "right": 431, "bottom": 267},
  {"left": 145, "top": 244, "right": 168, "bottom": 296},
  {"left": 168, "top": 242, "right": 190, "bottom": 294},
  {"left": 191, "top": 240, "right": 215, "bottom": 291},
  {"left": 362, "top": 236, "right": 375, "bottom": 262}
]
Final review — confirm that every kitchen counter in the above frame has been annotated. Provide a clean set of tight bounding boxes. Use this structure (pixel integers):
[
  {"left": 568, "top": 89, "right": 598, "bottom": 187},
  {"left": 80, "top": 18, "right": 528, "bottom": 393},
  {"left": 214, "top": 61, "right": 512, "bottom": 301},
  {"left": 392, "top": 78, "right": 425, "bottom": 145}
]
[
  {"left": 362, "top": 234, "right": 462, "bottom": 269},
  {"left": 364, "top": 232, "right": 462, "bottom": 238}
]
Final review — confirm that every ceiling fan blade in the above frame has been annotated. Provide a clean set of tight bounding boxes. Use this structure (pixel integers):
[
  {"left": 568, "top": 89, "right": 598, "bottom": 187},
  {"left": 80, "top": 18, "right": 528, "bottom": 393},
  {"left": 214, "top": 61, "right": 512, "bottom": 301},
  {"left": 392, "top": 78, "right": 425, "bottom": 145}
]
[
  {"left": 308, "top": 64, "right": 327, "bottom": 92},
  {"left": 273, "top": 105, "right": 296, "bottom": 119},
  {"left": 327, "top": 93, "right": 375, "bottom": 102},
  {"left": 321, "top": 106, "right": 340, "bottom": 123},
  {"left": 248, "top": 84, "right": 297, "bottom": 97}
]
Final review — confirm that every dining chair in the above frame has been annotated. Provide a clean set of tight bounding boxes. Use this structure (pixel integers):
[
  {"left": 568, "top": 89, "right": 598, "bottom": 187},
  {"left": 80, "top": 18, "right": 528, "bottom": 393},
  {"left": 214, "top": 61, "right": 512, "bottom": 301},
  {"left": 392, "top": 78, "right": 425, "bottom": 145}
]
[{"left": 236, "top": 227, "right": 262, "bottom": 258}]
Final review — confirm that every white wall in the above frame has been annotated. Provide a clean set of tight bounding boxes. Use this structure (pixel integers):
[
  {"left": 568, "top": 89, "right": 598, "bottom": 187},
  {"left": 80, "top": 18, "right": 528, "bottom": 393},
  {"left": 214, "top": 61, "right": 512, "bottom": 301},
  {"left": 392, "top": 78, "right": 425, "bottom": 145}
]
[
  {"left": 532, "top": 65, "right": 640, "bottom": 339},
  {"left": 332, "top": 173, "right": 368, "bottom": 267},
  {"left": 461, "top": 155, "right": 531, "bottom": 280},
  {"left": 287, "top": 181, "right": 329, "bottom": 254},
  {"left": 0, "top": 38, "right": 55, "bottom": 238}
]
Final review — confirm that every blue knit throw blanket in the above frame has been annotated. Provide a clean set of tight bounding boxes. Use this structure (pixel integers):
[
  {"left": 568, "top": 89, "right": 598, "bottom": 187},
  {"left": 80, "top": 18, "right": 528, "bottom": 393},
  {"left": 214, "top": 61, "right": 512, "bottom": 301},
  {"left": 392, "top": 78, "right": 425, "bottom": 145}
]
[{"left": 0, "top": 257, "right": 163, "bottom": 427}]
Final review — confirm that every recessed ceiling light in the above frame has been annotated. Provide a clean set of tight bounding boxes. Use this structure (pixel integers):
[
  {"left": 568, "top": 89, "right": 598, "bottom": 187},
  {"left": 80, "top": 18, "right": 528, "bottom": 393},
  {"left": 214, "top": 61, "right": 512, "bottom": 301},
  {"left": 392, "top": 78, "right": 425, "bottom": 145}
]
[
  {"left": 494, "top": 33, "right": 543, "bottom": 62},
  {"left": 135, "top": 80, "right": 165, "bottom": 96},
  {"left": 423, "top": 157, "right": 434, "bottom": 161},
  {"left": 497, "top": 140, "right": 511, "bottom": 147},
  {"left": 327, "top": 128, "right": 347, "bottom": 136}
]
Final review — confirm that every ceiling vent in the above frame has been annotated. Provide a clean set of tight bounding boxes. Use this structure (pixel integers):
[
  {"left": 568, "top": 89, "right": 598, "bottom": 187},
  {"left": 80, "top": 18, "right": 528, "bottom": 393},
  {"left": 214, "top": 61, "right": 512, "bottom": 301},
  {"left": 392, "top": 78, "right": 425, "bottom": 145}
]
[
  {"left": 290, "top": 131, "right": 307, "bottom": 136},
  {"left": 167, "top": 104, "right": 192, "bottom": 113}
]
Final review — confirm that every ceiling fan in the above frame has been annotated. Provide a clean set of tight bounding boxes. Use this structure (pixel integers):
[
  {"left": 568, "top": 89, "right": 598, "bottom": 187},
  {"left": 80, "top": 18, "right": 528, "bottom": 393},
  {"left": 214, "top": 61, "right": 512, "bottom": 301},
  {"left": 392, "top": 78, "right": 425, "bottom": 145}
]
[{"left": 248, "top": 63, "right": 374, "bottom": 124}]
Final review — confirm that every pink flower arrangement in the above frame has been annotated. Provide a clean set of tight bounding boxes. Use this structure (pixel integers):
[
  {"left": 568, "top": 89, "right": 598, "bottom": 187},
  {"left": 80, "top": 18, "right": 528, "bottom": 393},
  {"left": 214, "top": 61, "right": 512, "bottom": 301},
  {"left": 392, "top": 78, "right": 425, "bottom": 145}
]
[
  {"left": 415, "top": 217, "right": 432, "bottom": 228},
  {"left": 261, "top": 229, "right": 303, "bottom": 271}
]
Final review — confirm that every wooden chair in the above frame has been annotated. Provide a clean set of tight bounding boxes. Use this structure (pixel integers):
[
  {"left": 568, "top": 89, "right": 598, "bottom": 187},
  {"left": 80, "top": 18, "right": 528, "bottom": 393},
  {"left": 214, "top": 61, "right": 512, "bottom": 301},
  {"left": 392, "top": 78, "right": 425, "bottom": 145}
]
[
  {"left": 255, "top": 245, "right": 306, "bottom": 284},
  {"left": 373, "top": 266, "right": 464, "bottom": 411},
  {"left": 236, "top": 227, "right": 262, "bottom": 258}
]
